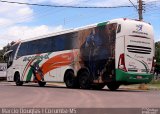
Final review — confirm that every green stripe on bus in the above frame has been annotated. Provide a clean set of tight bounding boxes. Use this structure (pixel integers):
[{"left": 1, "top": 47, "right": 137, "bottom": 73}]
[
  {"left": 25, "top": 56, "right": 48, "bottom": 81},
  {"left": 22, "top": 61, "right": 30, "bottom": 77},
  {"left": 116, "top": 69, "right": 153, "bottom": 83},
  {"left": 97, "top": 22, "right": 108, "bottom": 27},
  {"left": 26, "top": 69, "right": 33, "bottom": 81},
  {"left": 26, "top": 60, "right": 41, "bottom": 81},
  {"left": 26, "top": 52, "right": 52, "bottom": 81}
]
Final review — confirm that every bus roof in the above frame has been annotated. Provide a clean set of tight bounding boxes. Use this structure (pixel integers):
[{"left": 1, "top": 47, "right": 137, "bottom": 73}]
[
  {"left": 21, "top": 22, "right": 99, "bottom": 43},
  {"left": 20, "top": 18, "right": 152, "bottom": 43}
]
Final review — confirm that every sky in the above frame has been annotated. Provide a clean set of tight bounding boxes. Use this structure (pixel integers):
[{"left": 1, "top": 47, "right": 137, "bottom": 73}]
[{"left": 0, "top": 0, "right": 160, "bottom": 49}]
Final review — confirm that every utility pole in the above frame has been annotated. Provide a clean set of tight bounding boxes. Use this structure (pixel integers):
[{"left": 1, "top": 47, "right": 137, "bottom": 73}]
[
  {"left": 138, "top": 0, "right": 144, "bottom": 21},
  {"left": 137, "top": 1, "right": 148, "bottom": 90},
  {"left": 129, "top": 0, "right": 145, "bottom": 21}
]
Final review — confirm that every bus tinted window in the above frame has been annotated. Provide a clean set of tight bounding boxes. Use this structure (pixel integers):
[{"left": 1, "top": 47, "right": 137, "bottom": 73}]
[
  {"left": 11, "top": 44, "right": 19, "bottom": 58},
  {"left": 17, "top": 32, "right": 78, "bottom": 57},
  {"left": 17, "top": 42, "right": 28, "bottom": 57},
  {"left": 117, "top": 24, "right": 121, "bottom": 33}
]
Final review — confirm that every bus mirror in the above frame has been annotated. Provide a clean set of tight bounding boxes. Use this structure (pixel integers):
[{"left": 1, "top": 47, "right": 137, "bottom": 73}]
[{"left": 3, "top": 50, "right": 13, "bottom": 58}]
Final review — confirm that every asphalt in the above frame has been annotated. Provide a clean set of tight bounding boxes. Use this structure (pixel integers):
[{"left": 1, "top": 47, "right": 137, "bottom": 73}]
[
  {"left": 0, "top": 81, "right": 160, "bottom": 90},
  {"left": 0, "top": 82, "right": 160, "bottom": 108}
]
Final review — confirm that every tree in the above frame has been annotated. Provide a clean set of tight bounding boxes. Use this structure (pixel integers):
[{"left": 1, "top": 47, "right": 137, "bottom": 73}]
[
  {"left": 155, "top": 41, "right": 160, "bottom": 64},
  {"left": 0, "top": 41, "right": 17, "bottom": 63},
  {"left": 0, "top": 42, "right": 13, "bottom": 63},
  {"left": 0, "top": 49, "right": 5, "bottom": 63}
]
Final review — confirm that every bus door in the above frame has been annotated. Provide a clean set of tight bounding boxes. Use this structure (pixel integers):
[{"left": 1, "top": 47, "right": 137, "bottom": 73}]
[{"left": 3, "top": 43, "right": 19, "bottom": 81}]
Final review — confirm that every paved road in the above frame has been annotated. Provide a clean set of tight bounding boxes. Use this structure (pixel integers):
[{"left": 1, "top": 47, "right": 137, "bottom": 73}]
[{"left": 0, "top": 82, "right": 160, "bottom": 108}]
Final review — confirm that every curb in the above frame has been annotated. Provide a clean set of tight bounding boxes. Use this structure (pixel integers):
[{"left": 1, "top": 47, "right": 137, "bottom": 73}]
[
  {"left": 1, "top": 81, "right": 160, "bottom": 90},
  {"left": 47, "top": 82, "right": 66, "bottom": 87}
]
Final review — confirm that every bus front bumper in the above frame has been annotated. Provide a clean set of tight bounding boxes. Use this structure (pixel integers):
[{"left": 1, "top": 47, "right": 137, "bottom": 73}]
[{"left": 116, "top": 69, "right": 153, "bottom": 84}]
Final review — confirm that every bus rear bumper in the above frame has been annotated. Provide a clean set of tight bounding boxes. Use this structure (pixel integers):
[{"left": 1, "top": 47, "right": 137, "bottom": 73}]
[{"left": 115, "top": 69, "right": 153, "bottom": 84}]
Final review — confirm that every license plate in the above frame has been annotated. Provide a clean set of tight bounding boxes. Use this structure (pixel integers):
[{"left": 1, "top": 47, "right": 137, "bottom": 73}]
[{"left": 137, "top": 76, "right": 142, "bottom": 79}]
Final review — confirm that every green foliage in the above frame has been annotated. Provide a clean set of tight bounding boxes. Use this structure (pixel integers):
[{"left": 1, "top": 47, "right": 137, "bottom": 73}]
[
  {"left": 0, "top": 50, "right": 5, "bottom": 63},
  {"left": 0, "top": 41, "right": 17, "bottom": 63},
  {"left": 155, "top": 41, "right": 160, "bottom": 64},
  {"left": 150, "top": 80, "right": 160, "bottom": 84}
]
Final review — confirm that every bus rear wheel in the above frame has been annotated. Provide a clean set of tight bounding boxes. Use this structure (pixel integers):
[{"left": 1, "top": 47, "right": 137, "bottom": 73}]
[
  {"left": 79, "top": 71, "right": 91, "bottom": 89},
  {"left": 38, "top": 81, "right": 46, "bottom": 87},
  {"left": 64, "top": 71, "right": 79, "bottom": 88},
  {"left": 107, "top": 82, "right": 120, "bottom": 91},
  {"left": 15, "top": 73, "right": 23, "bottom": 86}
]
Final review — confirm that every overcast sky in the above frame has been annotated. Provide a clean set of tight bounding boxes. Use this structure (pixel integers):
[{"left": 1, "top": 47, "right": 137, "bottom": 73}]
[{"left": 0, "top": 0, "right": 160, "bottom": 49}]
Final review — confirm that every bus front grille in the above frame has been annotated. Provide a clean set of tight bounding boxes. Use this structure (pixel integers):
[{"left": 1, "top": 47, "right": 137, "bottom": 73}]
[{"left": 127, "top": 45, "right": 151, "bottom": 54}]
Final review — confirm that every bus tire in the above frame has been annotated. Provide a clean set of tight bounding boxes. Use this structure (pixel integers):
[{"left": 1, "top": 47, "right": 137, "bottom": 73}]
[
  {"left": 92, "top": 84, "right": 105, "bottom": 90},
  {"left": 64, "top": 70, "right": 79, "bottom": 88},
  {"left": 15, "top": 73, "right": 23, "bottom": 86},
  {"left": 79, "top": 71, "right": 91, "bottom": 89},
  {"left": 107, "top": 82, "right": 120, "bottom": 91},
  {"left": 38, "top": 81, "right": 46, "bottom": 87}
]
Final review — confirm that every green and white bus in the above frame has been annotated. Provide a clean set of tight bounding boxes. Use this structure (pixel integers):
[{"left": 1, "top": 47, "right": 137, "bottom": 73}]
[{"left": 4, "top": 18, "right": 154, "bottom": 90}]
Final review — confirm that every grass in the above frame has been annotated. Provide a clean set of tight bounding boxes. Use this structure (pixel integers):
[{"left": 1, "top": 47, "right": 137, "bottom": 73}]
[
  {"left": 148, "top": 84, "right": 160, "bottom": 89},
  {"left": 150, "top": 79, "right": 160, "bottom": 84},
  {"left": 148, "top": 79, "right": 160, "bottom": 89}
]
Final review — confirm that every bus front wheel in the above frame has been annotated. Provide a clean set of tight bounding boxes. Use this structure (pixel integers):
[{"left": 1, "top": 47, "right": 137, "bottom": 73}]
[
  {"left": 15, "top": 73, "right": 23, "bottom": 86},
  {"left": 107, "top": 82, "right": 120, "bottom": 91}
]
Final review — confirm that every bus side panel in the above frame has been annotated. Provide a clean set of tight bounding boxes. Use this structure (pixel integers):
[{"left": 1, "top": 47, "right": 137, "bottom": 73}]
[
  {"left": 43, "top": 50, "right": 74, "bottom": 82},
  {"left": 19, "top": 50, "right": 75, "bottom": 82},
  {"left": 7, "top": 59, "right": 24, "bottom": 82},
  {"left": 6, "top": 67, "right": 14, "bottom": 81}
]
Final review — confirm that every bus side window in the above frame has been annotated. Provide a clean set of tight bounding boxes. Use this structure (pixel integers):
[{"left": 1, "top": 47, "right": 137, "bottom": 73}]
[{"left": 117, "top": 24, "right": 121, "bottom": 33}]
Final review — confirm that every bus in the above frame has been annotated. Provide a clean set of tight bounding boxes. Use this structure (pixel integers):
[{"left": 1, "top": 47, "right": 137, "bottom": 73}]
[{"left": 3, "top": 18, "right": 154, "bottom": 91}]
